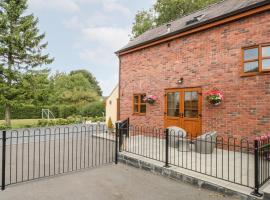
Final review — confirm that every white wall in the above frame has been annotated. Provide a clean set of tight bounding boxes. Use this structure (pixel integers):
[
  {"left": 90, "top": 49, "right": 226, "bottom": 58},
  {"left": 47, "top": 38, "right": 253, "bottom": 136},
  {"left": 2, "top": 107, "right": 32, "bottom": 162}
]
[{"left": 105, "top": 85, "right": 119, "bottom": 126}]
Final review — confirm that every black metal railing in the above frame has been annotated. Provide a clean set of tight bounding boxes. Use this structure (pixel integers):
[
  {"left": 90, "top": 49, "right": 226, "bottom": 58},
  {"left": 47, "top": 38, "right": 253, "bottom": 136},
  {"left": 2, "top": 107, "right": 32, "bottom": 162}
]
[
  {"left": 253, "top": 137, "right": 270, "bottom": 196},
  {"left": 117, "top": 125, "right": 270, "bottom": 196},
  {"left": 0, "top": 124, "right": 116, "bottom": 190}
]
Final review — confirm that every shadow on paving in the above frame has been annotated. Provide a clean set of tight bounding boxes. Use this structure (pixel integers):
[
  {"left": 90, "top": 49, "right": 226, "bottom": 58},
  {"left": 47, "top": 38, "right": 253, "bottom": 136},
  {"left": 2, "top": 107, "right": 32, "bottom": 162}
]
[{"left": 0, "top": 164, "right": 239, "bottom": 200}]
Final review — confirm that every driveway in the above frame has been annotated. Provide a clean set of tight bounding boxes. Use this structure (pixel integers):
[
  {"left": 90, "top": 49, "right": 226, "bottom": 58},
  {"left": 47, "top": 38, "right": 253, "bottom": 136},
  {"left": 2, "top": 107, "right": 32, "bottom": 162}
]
[{"left": 0, "top": 164, "right": 239, "bottom": 200}]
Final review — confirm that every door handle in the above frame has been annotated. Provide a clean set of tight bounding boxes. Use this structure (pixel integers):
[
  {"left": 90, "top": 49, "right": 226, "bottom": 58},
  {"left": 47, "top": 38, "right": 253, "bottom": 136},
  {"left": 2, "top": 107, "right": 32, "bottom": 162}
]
[{"left": 180, "top": 113, "right": 184, "bottom": 118}]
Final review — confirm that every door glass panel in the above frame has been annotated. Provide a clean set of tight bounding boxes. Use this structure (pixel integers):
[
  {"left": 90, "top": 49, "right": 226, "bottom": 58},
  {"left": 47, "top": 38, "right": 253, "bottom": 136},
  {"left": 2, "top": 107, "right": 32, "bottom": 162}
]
[
  {"left": 184, "top": 91, "right": 198, "bottom": 118},
  {"left": 167, "top": 92, "right": 180, "bottom": 117}
]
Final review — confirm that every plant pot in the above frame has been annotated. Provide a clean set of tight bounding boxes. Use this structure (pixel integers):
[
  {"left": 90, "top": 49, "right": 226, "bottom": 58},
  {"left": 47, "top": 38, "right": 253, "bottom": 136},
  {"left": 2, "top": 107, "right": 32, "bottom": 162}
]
[
  {"left": 147, "top": 100, "right": 155, "bottom": 105},
  {"left": 209, "top": 99, "right": 221, "bottom": 106}
]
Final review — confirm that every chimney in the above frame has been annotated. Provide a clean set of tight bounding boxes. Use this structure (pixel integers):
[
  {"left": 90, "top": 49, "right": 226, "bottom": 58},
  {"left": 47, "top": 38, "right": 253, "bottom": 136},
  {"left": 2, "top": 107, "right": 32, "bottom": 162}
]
[{"left": 166, "top": 23, "right": 171, "bottom": 33}]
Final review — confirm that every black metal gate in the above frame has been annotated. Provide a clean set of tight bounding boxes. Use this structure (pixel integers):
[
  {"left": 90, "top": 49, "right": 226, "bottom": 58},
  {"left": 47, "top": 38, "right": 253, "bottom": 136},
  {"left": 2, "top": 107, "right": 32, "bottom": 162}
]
[{"left": 0, "top": 124, "right": 116, "bottom": 190}]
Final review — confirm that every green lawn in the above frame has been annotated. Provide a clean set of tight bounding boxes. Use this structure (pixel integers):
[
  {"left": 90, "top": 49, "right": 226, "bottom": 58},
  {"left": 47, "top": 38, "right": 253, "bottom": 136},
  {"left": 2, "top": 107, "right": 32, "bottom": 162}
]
[{"left": 0, "top": 119, "right": 40, "bottom": 129}]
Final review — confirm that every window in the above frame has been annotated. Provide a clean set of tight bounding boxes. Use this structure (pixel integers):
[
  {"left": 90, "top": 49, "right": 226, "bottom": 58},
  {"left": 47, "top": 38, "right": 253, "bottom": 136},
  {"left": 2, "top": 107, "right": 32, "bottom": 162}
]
[
  {"left": 133, "top": 94, "right": 146, "bottom": 115},
  {"left": 242, "top": 44, "right": 270, "bottom": 75}
]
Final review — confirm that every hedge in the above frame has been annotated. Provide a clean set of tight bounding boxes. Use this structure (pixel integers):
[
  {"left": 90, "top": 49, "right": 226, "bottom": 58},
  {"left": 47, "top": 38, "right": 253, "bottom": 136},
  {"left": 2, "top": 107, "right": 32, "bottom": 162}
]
[{"left": 0, "top": 102, "right": 105, "bottom": 120}]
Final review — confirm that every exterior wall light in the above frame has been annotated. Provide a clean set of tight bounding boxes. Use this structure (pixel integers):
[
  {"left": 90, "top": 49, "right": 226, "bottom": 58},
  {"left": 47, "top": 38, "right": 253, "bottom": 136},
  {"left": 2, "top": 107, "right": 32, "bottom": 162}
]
[{"left": 177, "top": 78, "right": 184, "bottom": 85}]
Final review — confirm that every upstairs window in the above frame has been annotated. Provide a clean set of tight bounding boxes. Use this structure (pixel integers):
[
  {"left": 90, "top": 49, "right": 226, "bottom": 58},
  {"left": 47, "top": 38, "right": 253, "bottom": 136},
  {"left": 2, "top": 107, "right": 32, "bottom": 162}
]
[
  {"left": 242, "top": 44, "right": 270, "bottom": 75},
  {"left": 133, "top": 94, "right": 146, "bottom": 115}
]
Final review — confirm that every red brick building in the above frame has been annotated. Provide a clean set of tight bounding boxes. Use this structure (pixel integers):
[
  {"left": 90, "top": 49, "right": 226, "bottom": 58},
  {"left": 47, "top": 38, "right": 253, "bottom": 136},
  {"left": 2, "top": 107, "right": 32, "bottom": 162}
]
[{"left": 116, "top": 0, "right": 270, "bottom": 139}]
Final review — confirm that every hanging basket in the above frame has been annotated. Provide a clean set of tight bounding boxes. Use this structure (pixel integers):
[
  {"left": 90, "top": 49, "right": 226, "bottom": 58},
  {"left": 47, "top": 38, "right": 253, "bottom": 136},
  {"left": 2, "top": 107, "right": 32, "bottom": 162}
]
[
  {"left": 143, "top": 95, "right": 157, "bottom": 105},
  {"left": 206, "top": 90, "right": 224, "bottom": 106}
]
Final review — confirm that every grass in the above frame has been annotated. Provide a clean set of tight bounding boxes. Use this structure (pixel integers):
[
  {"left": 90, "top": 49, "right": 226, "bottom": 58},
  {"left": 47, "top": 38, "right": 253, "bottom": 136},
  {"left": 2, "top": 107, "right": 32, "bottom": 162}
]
[{"left": 0, "top": 119, "right": 40, "bottom": 129}]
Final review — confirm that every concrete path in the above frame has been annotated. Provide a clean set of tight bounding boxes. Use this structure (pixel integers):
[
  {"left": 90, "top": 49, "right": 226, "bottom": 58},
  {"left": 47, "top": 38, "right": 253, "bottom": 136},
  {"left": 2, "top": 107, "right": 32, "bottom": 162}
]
[{"left": 0, "top": 164, "right": 239, "bottom": 200}]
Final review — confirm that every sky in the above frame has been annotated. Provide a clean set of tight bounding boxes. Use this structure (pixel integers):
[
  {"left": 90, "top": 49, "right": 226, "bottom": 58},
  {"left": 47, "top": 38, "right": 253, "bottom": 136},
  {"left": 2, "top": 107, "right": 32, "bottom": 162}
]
[{"left": 27, "top": 0, "right": 155, "bottom": 96}]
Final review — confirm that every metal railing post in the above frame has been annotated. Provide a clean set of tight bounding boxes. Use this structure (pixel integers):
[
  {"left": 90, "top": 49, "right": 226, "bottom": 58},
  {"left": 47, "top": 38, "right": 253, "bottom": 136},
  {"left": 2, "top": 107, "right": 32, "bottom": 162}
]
[
  {"left": 115, "top": 124, "right": 118, "bottom": 165},
  {"left": 1, "top": 130, "right": 6, "bottom": 191},
  {"left": 164, "top": 128, "right": 169, "bottom": 168},
  {"left": 119, "top": 124, "right": 123, "bottom": 152},
  {"left": 251, "top": 140, "right": 263, "bottom": 197}
]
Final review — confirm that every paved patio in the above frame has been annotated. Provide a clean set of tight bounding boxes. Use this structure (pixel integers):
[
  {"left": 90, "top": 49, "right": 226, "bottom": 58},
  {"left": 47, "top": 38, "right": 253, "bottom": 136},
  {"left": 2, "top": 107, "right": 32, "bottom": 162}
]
[
  {"left": 116, "top": 135, "right": 256, "bottom": 188},
  {"left": 0, "top": 164, "right": 239, "bottom": 200}
]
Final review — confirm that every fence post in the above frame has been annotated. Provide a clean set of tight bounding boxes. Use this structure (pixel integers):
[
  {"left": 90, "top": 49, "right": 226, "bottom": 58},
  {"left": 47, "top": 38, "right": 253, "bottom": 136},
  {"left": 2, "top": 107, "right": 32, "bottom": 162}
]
[
  {"left": 115, "top": 123, "right": 119, "bottom": 164},
  {"left": 251, "top": 140, "right": 263, "bottom": 197},
  {"left": 164, "top": 128, "right": 169, "bottom": 168},
  {"left": 119, "top": 124, "right": 123, "bottom": 152},
  {"left": 1, "top": 130, "right": 6, "bottom": 191}
]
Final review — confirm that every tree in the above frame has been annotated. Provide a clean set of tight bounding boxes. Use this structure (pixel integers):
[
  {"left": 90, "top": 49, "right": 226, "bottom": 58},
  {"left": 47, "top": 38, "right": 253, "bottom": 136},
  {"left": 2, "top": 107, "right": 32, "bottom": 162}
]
[
  {"left": 70, "top": 69, "right": 103, "bottom": 96},
  {"left": 0, "top": 0, "right": 53, "bottom": 125},
  {"left": 154, "top": 0, "right": 221, "bottom": 26},
  {"left": 131, "top": 10, "right": 155, "bottom": 38},
  {"left": 20, "top": 69, "right": 52, "bottom": 106},
  {"left": 131, "top": 0, "right": 222, "bottom": 38},
  {"left": 52, "top": 73, "right": 99, "bottom": 105}
]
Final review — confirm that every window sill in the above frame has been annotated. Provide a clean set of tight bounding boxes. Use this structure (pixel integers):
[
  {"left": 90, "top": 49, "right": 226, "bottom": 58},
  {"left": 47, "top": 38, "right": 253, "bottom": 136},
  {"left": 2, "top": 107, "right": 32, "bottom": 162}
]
[
  {"left": 240, "top": 71, "right": 270, "bottom": 77},
  {"left": 132, "top": 113, "right": 146, "bottom": 116}
]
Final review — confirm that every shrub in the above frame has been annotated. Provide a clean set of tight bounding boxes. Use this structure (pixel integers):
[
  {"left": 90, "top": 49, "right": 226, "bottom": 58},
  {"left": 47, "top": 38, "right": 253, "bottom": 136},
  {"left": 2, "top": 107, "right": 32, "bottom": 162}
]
[
  {"left": 0, "top": 101, "right": 105, "bottom": 120},
  {"left": 107, "top": 117, "right": 114, "bottom": 129},
  {"left": 80, "top": 101, "right": 105, "bottom": 117},
  {"left": 0, "top": 124, "right": 11, "bottom": 130}
]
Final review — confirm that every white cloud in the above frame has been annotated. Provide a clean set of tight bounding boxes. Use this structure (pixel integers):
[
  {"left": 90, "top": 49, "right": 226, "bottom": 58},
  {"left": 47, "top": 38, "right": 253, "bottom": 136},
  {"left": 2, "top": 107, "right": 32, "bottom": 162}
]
[
  {"left": 103, "top": 2, "right": 131, "bottom": 16},
  {"left": 82, "top": 26, "right": 129, "bottom": 50},
  {"left": 28, "top": 0, "right": 80, "bottom": 13}
]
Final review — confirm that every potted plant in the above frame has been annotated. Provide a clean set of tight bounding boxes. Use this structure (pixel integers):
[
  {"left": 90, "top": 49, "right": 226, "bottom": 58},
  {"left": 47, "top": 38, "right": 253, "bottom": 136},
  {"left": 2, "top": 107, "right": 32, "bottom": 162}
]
[
  {"left": 143, "top": 95, "right": 157, "bottom": 105},
  {"left": 107, "top": 117, "right": 114, "bottom": 134},
  {"left": 206, "top": 90, "right": 224, "bottom": 106}
]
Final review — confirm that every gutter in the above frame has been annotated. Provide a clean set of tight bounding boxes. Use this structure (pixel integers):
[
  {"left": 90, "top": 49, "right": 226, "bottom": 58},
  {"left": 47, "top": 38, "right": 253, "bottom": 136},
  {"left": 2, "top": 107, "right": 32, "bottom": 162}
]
[{"left": 115, "top": 0, "right": 270, "bottom": 55}]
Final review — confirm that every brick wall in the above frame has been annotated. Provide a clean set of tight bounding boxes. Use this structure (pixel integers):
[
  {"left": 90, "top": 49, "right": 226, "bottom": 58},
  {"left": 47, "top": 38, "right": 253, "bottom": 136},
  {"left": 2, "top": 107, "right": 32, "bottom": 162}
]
[{"left": 119, "top": 11, "right": 270, "bottom": 138}]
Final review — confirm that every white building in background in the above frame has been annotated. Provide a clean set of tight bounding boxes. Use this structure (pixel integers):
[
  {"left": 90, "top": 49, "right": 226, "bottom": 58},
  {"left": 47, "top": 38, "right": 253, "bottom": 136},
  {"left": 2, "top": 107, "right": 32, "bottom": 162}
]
[{"left": 105, "top": 84, "right": 119, "bottom": 125}]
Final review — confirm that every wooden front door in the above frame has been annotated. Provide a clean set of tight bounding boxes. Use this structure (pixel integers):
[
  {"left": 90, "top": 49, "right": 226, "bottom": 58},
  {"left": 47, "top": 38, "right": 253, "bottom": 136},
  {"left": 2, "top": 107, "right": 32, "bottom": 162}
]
[{"left": 164, "top": 88, "right": 202, "bottom": 138}]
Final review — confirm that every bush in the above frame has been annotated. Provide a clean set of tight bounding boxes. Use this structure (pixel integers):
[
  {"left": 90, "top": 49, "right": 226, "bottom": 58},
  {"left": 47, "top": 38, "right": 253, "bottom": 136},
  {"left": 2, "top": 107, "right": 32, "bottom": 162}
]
[
  {"left": 0, "top": 101, "right": 105, "bottom": 120},
  {"left": 0, "top": 124, "right": 11, "bottom": 130},
  {"left": 80, "top": 101, "right": 105, "bottom": 117},
  {"left": 107, "top": 117, "right": 114, "bottom": 129}
]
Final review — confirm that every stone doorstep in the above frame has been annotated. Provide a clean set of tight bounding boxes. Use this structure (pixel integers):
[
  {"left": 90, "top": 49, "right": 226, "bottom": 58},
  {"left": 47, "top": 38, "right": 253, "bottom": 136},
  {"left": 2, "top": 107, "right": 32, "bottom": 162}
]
[{"left": 118, "top": 153, "right": 266, "bottom": 200}]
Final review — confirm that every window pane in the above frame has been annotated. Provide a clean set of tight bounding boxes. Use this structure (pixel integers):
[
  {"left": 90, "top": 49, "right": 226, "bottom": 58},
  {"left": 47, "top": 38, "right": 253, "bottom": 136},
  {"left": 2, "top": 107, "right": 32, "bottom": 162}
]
[
  {"left": 184, "top": 92, "right": 198, "bottom": 118},
  {"left": 244, "top": 48, "right": 258, "bottom": 60},
  {"left": 140, "top": 105, "right": 146, "bottom": 113},
  {"left": 134, "top": 104, "right": 139, "bottom": 113},
  {"left": 262, "top": 46, "right": 270, "bottom": 57},
  {"left": 167, "top": 92, "right": 179, "bottom": 117},
  {"left": 134, "top": 95, "right": 139, "bottom": 103},
  {"left": 244, "top": 61, "right": 258, "bottom": 73},
  {"left": 140, "top": 94, "right": 146, "bottom": 103},
  {"left": 262, "top": 59, "right": 270, "bottom": 70}
]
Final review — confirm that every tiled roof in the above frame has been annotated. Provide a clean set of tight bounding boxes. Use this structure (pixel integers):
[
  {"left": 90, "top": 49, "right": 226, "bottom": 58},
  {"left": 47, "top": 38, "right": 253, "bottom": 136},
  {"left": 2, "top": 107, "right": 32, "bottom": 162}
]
[{"left": 117, "top": 0, "right": 270, "bottom": 53}]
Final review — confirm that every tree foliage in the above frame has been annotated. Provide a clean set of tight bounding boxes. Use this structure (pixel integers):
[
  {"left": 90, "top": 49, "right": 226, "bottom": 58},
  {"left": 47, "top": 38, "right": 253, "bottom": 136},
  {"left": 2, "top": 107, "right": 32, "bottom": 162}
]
[
  {"left": 70, "top": 69, "right": 102, "bottom": 96},
  {"left": 0, "top": 0, "right": 53, "bottom": 125},
  {"left": 131, "top": 0, "right": 222, "bottom": 38},
  {"left": 52, "top": 72, "right": 100, "bottom": 105},
  {"left": 0, "top": 0, "right": 105, "bottom": 125},
  {"left": 131, "top": 10, "right": 155, "bottom": 38}
]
